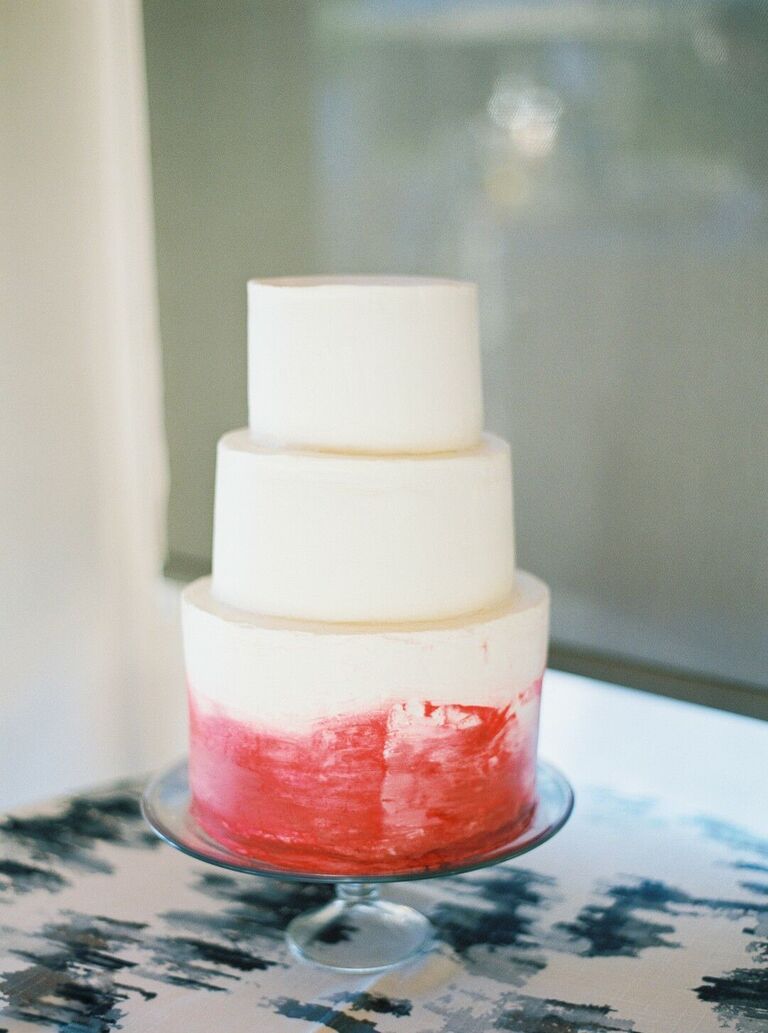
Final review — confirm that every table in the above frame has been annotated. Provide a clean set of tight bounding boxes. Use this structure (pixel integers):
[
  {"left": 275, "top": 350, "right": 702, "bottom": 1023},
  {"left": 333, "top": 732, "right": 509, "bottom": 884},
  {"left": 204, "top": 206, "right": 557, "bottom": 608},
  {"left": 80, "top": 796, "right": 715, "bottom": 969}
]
[{"left": 1, "top": 671, "right": 766, "bottom": 1032}]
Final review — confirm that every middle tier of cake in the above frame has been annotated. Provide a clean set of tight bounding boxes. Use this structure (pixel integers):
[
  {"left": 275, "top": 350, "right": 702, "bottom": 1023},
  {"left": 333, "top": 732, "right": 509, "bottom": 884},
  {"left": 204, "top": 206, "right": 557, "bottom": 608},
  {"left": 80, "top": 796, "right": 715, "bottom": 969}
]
[
  {"left": 183, "top": 572, "right": 549, "bottom": 875},
  {"left": 212, "top": 429, "right": 515, "bottom": 622}
]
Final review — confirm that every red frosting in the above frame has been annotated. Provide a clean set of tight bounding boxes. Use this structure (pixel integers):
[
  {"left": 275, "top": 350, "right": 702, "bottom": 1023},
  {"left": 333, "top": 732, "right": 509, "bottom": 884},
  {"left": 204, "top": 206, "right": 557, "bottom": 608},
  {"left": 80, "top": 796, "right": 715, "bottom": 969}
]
[{"left": 188, "top": 679, "right": 542, "bottom": 876}]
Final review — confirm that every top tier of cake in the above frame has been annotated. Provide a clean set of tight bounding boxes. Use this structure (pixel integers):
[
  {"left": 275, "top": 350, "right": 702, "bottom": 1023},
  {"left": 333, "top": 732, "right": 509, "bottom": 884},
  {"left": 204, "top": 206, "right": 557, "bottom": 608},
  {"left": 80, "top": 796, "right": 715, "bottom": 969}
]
[{"left": 248, "top": 276, "right": 483, "bottom": 454}]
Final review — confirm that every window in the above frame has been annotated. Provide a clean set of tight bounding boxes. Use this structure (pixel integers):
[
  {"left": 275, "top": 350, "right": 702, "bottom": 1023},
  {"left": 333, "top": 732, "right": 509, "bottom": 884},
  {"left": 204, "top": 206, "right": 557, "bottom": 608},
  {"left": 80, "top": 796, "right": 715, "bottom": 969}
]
[{"left": 144, "top": 0, "right": 768, "bottom": 717}]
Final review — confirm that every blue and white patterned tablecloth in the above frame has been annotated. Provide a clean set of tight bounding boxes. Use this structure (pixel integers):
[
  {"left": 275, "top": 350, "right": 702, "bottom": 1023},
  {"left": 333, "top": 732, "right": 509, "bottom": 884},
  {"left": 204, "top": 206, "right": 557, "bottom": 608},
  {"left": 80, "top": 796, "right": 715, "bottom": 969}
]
[{"left": 1, "top": 672, "right": 766, "bottom": 1032}]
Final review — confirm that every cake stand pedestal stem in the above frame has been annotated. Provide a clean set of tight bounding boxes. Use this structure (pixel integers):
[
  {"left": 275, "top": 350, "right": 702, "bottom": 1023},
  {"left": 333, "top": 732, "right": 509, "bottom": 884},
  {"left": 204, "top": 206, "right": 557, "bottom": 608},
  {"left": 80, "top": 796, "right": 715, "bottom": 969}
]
[{"left": 286, "top": 880, "right": 433, "bottom": 972}]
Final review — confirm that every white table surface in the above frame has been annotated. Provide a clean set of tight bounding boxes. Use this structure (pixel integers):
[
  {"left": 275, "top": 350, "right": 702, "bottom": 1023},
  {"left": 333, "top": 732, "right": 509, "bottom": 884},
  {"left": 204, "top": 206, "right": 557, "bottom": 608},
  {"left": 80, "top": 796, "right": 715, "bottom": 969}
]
[{"left": 1, "top": 670, "right": 766, "bottom": 1032}]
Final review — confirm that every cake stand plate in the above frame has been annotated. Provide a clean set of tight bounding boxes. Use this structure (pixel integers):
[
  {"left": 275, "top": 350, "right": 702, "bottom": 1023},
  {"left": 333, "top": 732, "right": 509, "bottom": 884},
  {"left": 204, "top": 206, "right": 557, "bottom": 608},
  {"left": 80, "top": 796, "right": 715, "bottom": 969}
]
[{"left": 142, "top": 760, "right": 573, "bottom": 972}]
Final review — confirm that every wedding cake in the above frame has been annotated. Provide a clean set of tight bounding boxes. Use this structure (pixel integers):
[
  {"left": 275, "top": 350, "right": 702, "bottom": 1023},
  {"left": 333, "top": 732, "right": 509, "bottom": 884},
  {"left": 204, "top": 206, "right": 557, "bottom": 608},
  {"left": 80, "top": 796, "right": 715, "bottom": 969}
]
[{"left": 182, "top": 276, "right": 549, "bottom": 875}]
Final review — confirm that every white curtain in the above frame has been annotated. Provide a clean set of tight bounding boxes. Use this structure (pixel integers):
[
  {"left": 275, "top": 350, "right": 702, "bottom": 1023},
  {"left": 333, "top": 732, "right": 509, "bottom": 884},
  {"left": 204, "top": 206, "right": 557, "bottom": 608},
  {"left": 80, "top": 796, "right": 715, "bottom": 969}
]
[{"left": 0, "top": 0, "right": 185, "bottom": 808}]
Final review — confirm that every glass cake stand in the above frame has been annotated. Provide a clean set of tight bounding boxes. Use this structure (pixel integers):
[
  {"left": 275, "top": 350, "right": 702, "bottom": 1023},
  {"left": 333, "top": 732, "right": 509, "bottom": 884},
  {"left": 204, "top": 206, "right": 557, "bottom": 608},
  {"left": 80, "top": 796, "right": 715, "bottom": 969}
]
[{"left": 142, "top": 760, "right": 573, "bottom": 973}]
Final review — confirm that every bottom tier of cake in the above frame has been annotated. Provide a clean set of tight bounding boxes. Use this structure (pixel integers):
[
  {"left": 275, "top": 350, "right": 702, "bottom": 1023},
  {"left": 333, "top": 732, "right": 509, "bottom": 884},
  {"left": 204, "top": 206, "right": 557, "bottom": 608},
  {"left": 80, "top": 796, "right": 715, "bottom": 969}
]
[{"left": 182, "top": 573, "right": 549, "bottom": 875}]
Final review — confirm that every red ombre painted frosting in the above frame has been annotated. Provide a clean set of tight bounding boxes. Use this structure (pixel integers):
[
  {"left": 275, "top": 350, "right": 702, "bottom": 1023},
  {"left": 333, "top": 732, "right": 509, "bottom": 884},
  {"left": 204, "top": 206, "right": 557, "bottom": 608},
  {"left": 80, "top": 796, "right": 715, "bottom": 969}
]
[{"left": 188, "top": 677, "right": 542, "bottom": 876}]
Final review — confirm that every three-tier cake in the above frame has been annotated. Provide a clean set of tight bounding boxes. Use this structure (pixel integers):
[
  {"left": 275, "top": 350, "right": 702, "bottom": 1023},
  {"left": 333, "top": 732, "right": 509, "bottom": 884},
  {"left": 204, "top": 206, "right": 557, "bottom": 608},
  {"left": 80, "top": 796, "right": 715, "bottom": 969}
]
[{"left": 182, "top": 276, "right": 549, "bottom": 876}]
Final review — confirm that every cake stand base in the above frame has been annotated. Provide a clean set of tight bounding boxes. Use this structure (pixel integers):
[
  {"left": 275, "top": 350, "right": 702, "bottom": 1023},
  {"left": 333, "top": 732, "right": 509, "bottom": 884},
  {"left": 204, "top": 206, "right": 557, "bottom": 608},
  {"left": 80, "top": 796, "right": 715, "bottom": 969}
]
[
  {"left": 142, "top": 760, "right": 573, "bottom": 973},
  {"left": 287, "top": 882, "right": 433, "bottom": 971}
]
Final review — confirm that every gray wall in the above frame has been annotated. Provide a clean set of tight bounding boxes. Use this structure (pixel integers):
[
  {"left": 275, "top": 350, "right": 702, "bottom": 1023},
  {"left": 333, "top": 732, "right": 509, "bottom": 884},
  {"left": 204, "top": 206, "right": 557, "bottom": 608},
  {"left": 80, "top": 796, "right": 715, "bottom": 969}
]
[
  {"left": 144, "top": 0, "right": 316, "bottom": 573},
  {"left": 144, "top": 0, "right": 768, "bottom": 712}
]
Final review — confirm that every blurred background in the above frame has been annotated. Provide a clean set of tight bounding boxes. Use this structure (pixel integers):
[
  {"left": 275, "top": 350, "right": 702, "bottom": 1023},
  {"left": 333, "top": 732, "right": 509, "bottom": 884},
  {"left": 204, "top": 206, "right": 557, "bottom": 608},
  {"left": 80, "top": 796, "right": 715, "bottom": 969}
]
[{"left": 2, "top": 0, "right": 766, "bottom": 809}]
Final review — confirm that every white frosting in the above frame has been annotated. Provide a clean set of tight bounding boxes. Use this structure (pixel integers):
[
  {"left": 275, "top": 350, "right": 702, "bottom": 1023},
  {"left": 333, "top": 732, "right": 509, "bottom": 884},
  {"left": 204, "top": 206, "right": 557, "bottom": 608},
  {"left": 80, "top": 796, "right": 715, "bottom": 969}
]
[
  {"left": 247, "top": 277, "right": 483, "bottom": 454},
  {"left": 184, "top": 572, "right": 549, "bottom": 730},
  {"left": 212, "top": 429, "right": 515, "bottom": 622}
]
